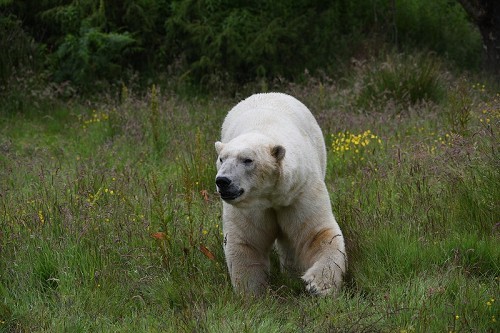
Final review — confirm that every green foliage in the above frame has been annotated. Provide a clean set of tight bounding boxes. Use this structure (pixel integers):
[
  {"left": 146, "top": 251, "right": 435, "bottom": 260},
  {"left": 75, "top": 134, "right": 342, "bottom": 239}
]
[
  {"left": 52, "top": 27, "right": 136, "bottom": 88},
  {"left": 164, "top": 0, "right": 386, "bottom": 84},
  {"left": 394, "top": 0, "right": 482, "bottom": 69},
  {"left": 41, "top": 0, "right": 136, "bottom": 90},
  {"left": 165, "top": 0, "right": 302, "bottom": 82},
  {"left": 1, "top": 0, "right": 169, "bottom": 90}
]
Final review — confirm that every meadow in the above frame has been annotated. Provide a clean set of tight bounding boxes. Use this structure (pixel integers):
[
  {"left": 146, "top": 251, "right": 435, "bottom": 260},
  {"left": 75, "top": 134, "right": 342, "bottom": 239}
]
[{"left": 0, "top": 53, "right": 499, "bottom": 332}]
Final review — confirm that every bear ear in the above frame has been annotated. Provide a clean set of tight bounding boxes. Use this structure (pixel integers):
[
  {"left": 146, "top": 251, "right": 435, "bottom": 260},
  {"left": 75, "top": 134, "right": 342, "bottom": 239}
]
[
  {"left": 271, "top": 145, "right": 285, "bottom": 162},
  {"left": 215, "top": 141, "right": 224, "bottom": 154}
]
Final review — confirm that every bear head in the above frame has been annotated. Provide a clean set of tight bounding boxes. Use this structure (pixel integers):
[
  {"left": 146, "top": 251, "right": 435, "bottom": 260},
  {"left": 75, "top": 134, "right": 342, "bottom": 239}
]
[{"left": 215, "top": 133, "right": 285, "bottom": 207}]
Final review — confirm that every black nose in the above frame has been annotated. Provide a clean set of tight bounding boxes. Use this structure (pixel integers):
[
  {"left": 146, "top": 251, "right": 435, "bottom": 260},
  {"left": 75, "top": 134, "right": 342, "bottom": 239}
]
[{"left": 216, "top": 176, "right": 231, "bottom": 188}]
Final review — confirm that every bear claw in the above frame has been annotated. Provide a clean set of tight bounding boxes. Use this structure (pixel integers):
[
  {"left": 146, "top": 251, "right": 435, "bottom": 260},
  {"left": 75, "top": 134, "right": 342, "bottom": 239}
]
[{"left": 302, "top": 270, "right": 337, "bottom": 296}]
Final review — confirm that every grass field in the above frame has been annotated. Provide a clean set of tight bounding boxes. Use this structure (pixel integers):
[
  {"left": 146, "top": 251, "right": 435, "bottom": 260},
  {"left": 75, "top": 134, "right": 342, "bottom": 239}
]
[{"left": 0, "top": 54, "right": 499, "bottom": 332}]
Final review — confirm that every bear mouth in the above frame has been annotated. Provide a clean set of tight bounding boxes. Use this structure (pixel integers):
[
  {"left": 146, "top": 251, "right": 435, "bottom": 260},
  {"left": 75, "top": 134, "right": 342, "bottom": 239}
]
[{"left": 219, "top": 189, "right": 244, "bottom": 201}]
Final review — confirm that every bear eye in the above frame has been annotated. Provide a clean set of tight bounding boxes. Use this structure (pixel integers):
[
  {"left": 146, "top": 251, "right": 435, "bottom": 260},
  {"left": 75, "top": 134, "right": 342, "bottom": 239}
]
[
  {"left": 243, "top": 158, "right": 253, "bottom": 165},
  {"left": 219, "top": 157, "right": 223, "bottom": 163}
]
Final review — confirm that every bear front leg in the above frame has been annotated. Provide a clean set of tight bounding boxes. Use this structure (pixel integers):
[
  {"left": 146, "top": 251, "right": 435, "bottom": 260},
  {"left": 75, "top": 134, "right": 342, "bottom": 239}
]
[
  {"left": 301, "top": 227, "right": 346, "bottom": 296},
  {"left": 222, "top": 205, "right": 278, "bottom": 296},
  {"left": 224, "top": 237, "right": 271, "bottom": 295},
  {"left": 277, "top": 183, "right": 347, "bottom": 296}
]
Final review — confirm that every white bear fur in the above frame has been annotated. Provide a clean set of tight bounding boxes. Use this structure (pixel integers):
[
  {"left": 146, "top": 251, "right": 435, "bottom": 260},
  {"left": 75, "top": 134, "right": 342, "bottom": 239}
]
[{"left": 215, "top": 93, "right": 346, "bottom": 296}]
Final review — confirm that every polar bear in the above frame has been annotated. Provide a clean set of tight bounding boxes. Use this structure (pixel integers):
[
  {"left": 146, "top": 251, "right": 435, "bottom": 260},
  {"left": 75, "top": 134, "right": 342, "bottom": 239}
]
[{"left": 215, "top": 93, "right": 346, "bottom": 296}]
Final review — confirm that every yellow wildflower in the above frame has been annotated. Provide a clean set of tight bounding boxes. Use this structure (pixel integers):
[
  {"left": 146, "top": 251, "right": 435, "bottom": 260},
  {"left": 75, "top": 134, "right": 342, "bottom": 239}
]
[{"left": 38, "top": 210, "right": 45, "bottom": 225}]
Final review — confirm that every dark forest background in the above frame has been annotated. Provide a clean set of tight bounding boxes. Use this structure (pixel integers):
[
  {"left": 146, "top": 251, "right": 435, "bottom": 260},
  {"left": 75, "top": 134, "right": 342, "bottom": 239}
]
[{"left": 2, "top": 0, "right": 497, "bottom": 93}]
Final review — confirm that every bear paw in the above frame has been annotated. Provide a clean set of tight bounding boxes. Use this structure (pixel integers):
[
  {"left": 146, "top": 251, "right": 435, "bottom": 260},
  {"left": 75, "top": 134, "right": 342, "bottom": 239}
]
[{"left": 302, "top": 262, "right": 342, "bottom": 296}]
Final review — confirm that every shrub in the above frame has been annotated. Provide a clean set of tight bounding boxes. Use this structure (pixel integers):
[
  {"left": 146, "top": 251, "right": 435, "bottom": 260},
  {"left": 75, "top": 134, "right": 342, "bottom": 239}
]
[
  {"left": 357, "top": 52, "right": 445, "bottom": 111},
  {"left": 52, "top": 27, "right": 136, "bottom": 89}
]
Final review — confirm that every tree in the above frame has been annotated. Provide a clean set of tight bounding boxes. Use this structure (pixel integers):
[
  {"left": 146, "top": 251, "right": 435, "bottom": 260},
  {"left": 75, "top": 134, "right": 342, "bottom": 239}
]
[{"left": 458, "top": 0, "right": 500, "bottom": 77}]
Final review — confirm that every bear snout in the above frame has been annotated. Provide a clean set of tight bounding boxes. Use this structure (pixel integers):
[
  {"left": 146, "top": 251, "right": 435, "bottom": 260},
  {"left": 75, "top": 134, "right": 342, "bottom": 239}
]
[
  {"left": 216, "top": 176, "right": 244, "bottom": 201},
  {"left": 216, "top": 176, "right": 232, "bottom": 188}
]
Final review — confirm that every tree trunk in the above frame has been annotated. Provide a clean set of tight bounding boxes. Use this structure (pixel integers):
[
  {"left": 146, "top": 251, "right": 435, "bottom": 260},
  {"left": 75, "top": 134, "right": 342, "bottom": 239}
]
[{"left": 458, "top": 0, "right": 500, "bottom": 77}]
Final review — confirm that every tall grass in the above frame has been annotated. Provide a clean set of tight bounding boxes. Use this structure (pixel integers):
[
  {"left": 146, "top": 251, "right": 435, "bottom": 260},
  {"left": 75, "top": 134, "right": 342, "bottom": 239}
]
[{"left": 0, "top": 54, "right": 498, "bottom": 332}]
